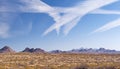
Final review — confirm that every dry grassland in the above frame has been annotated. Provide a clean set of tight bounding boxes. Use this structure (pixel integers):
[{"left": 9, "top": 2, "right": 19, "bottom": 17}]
[{"left": 0, "top": 53, "right": 120, "bottom": 69}]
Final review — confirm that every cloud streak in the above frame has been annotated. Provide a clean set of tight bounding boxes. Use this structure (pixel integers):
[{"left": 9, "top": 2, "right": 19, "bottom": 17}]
[
  {"left": 0, "top": 0, "right": 120, "bottom": 37},
  {"left": 93, "top": 18, "right": 120, "bottom": 33},
  {"left": 0, "top": 0, "right": 61, "bottom": 22},
  {"left": 63, "top": 16, "right": 81, "bottom": 35},
  {"left": 19, "top": 0, "right": 61, "bottom": 22},
  {"left": 0, "top": 0, "right": 61, "bottom": 38},
  {"left": 91, "top": 9, "right": 120, "bottom": 14},
  {"left": 0, "top": 23, "right": 10, "bottom": 38},
  {"left": 43, "top": 0, "right": 119, "bottom": 35},
  {"left": 0, "top": 12, "right": 33, "bottom": 38},
  {"left": 0, "top": 12, "right": 18, "bottom": 38}
]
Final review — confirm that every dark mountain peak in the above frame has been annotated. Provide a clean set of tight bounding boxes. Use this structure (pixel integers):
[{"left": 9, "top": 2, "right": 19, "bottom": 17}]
[
  {"left": 98, "top": 48, "right": 106, "bottom": 50},
  {"left": 0, "top": 46, "right": 15, "bottom": 53},
  {"left": 22, "top": 47, "right": 31, "bottom": 52},
  {"left": 69, "top": 48, "right": 120, "bottom": 54},
  {"left": 1, "top": 46, "right": 10, "bottom": 49},
  {"left": 34, "top": 48, "right": 45, "bottom": 53},
  {"left": 22, "top": 47, "right": 45, "bottom": 53},
  {"left": 50, "top": 50, "right": 63, "bottom": 53},
  {"left": 50, "top": 50, "right": 67, "bottom": 53}
]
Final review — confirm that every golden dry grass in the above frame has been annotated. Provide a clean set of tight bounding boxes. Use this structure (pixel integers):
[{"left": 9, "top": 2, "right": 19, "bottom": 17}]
[{"left": 0, "top": 53, "right": 120, "bottom": 69}]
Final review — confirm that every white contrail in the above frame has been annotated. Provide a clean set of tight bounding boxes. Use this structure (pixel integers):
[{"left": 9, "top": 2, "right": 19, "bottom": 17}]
[
  {"left": 93, "top": 18, "right": 120, "bottom": 33},
  {"left": 0, "top": 0, "right": 60, "bottom": 21},
  {"left": 0, "top": 0, "right": 61, "bottom": 37},
  {"left": 63, "top": 9, "right": 120, "bottom": 35},
  {"left": 20, "top": 0, "right": 61, "bottom": 34},
  {"left": 63, "top": 16, "right": 81, "bottom": 35},
  {"left": 91, "top": 9, "right": 120, "bottom": 14},
  {"left": 0, "top": 23, "right": 10, "bottom": 38},
  {"left": 43, "top": 0, "right": 118, "bottom": 35},
  {"left": 0, "top": 0, "right": 61, "bottom": 27},
  {"left": 55, "top": 7, "right": 120, "bottom": 15},
  {"left": 19, "top": 0, "right": 61, "bottom": 22},
  {"left": 0, "top": 0, "right": 119, "bottom": 37}
]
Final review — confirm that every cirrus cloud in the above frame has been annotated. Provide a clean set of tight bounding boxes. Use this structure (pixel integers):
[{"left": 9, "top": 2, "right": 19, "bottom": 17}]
[
  {"left": 0, "top": 0, "right": 120, "bottom": 38},
  {"left": 43, "top": 0, "right": 119, "bottom": 36}
]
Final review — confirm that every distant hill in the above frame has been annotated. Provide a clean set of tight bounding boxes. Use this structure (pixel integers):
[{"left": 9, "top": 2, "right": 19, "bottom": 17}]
[
  {"left": 0, "top": 46, "right": 120, "bottom": 54},
  {"left": 49, "top": 48, "right": 120, "bottom": 54},
  {"left": 50, "top": 50, "right": 66, "bottom": 53},
  {"left": 22, "top": 47, "right": 45, "bottom": 53},
  {"left": 67, "top": 48, "right": 120, "bottom": 54},
  {"left": 0, "top": 46, "right": 15, "bottom": 53}
]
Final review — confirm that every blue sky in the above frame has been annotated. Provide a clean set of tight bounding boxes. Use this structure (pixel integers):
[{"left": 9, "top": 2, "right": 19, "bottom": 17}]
[{"left": 0, "top": 0, "right": 120, "bottom": 51}]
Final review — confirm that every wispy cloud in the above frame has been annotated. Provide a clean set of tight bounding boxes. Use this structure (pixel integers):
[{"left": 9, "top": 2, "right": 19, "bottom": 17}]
[
  {"left": 0, "top": 23, "right": 10, "bottom": 38},
  {"left": 63, "top": 16, "right": 81, "bottom": 35},
  {"left": 0, "top": 12, "right": 33, "bottom": 38},
  {"left": 0, "top": 0, "right": 60, "bottom": 38},
  {"left": 43, "top": 0, "right": 118, "bottom": 36},
  {"left": 64, "top": 8, "right": 120, "bottom": 35},
  {"left": 0, "top": 0, "right": 119, "bottom": 37},
  {"left": 93, "top": 18, "right": 120, "bottom": 33},
  {"left": 0, "top": 12, "right": 18, "bottom": 38},
  {"left": 91, "top": 9, "right": 120, "bottom": 14},
  {"left": 0, "top": 0, "right": 61, "bottom": 22},
  {"left": 19, "top": 0, "right": 61, "bottom": 22}
]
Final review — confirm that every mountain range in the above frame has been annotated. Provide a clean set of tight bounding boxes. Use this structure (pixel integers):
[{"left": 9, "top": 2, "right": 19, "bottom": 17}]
[
  {"left": 0, "top": 46, "right": 15, "bottom": 53},
  {"left": 0, "top": 46, "right": 120, "bottom": 54},
  {"left": 22, "top": 47, "right": 45, "bottom": 53}
]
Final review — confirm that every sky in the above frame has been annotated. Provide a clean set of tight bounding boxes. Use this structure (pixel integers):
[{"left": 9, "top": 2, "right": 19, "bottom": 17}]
[{"left": 0, "top": 0, "right": 120, "bottom": 51}]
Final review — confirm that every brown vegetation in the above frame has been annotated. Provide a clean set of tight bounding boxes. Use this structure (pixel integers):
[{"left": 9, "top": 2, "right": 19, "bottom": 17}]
[{"left": 0, "top": 53, "right": 120, "bottom": 69}]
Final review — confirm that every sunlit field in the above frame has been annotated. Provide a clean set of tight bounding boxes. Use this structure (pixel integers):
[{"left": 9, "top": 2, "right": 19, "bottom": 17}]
[{"left": 0, "top": 53, "right": 120, "bottom": 69}]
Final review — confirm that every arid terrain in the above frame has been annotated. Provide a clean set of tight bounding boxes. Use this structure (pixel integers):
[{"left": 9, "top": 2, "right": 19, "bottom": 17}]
[{"left": 0, "top": 53, "right": 120, "bottom": 69}]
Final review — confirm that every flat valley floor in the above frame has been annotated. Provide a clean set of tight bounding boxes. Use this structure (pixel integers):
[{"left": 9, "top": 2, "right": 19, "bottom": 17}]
[{"left": 0, "top": 53, "right": 120, "bottom": 69}]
